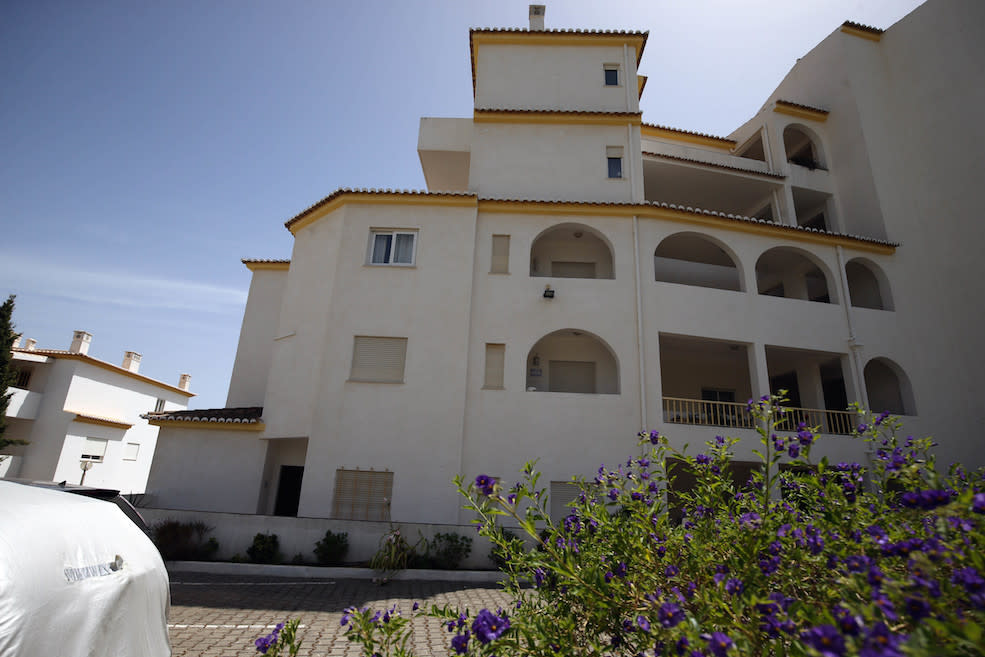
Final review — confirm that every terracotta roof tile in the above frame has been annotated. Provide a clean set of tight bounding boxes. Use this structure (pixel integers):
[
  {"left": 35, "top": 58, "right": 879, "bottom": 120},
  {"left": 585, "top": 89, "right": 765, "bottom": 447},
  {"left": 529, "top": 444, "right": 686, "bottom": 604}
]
[
  {"left": 242, "top": 258, "right": 290, "bottom": 265},
  {"left": 775, "top": 99, "right": 830, "bottom": 116},
  {"left": 475, "top": 108, "right": 642, "bottom": 118},
  {"left": 841, "top": 20, "right": 884, "bottom": 35},
  {"left": 641, "top": 123, "right": 737, "bottom": 147},
  {"left": 142, "top": 406, "right": 263, "bottom": 424},
  {"left": 284, "top": 188, "right": 476, "bottom": 231},
  {"left": 642, "top": 151, "right": 785, "bottom": 179}
]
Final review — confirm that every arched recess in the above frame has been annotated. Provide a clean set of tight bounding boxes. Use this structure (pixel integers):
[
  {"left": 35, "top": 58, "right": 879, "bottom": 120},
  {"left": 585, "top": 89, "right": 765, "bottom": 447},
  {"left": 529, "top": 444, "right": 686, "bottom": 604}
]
[
  {"left": 755, "top": 246, "right": 837, "bottom": 303},
  {"left": 526, "top": 329, "right": 620, "bottom": 394},
  {"left": 654, "top": 232, "right": 744, "bottom": 292},
  {"left": 864, "top": 357, "right": 915, "bottom": 415},
  {"left": 846, "top": 258, "right": 894, "bottom": 311},
  {"left": 783, "top": 124, "right": 826, "bottom": 170},
  {"left": 530, "top": 223, "right": 614, "bottom": 279}
]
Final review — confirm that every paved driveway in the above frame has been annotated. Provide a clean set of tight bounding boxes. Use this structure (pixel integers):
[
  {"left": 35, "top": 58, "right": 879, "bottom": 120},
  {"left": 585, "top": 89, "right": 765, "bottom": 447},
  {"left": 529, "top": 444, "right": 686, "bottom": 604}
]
[{"left": 168, "top": 573, "right": 514, "bottom": 657}]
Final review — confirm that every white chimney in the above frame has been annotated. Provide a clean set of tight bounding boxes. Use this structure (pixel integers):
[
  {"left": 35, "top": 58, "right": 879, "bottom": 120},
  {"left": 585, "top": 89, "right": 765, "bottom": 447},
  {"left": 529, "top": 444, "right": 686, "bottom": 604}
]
[
  {"left": 25, "top": 338, "right": 37, "bottom": 351},
  {"left": 178, "top": 373, "right": 191, "bottom": 391},
  {"left": 11, "top": 335, "right": 21, "bottom": 349},
  {"left": 529, "top": 4, "right": 545, "bottom": 30},
  {"left": 122, "top": 351, "right": 142, "bottom": 373},
  {"left": 69, "top": 331, "right": 92, "bottom": 355}
]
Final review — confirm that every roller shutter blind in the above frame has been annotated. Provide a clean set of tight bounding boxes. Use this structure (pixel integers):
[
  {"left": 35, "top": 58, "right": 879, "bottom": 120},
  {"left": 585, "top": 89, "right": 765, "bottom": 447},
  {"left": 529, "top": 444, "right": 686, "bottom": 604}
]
[
  {"left": 350, "top": 336, "right": 407, "bottom": 382},
  {"left": 332, "top": 469, "right": 394, "bottom": 521},
  {"left": 484, "top": 343, "right": 505, "bottom": 388},
  {"left": 550, "top": 481, "right": 581, "bottom": 520}
]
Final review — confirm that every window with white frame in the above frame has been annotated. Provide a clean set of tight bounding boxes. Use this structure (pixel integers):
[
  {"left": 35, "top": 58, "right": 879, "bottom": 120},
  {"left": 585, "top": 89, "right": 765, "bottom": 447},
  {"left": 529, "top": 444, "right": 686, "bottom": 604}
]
[
  {"left": 81, "top": 437, "right": 108, "bottom": 462},
  {"left": 154, "top": 398, "right": 165, "bottom": 413},
  {"left": 606, "top": 146, "right": 623, "bottom": 179},
  {"left": 123, "top": 442, "right": 140, "bottom": 461},
  {"left": 603, "top": 64, "right": 620, "bottom": 86},
  {"left": 349, "top": 336, "right": 408, "bottom": 383},
  {"left": 369, "top": 230, "right": 417, "bottom": 266},
  {"left": 332, "top": 468, "right": 393, "bottom": 521}
]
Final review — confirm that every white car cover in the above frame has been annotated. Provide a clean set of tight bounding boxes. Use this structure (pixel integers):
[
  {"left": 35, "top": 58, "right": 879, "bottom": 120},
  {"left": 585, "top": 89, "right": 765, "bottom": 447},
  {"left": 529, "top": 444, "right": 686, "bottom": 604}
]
[{"left": 0, "top": 481, "right": 171, "bottom": 656}]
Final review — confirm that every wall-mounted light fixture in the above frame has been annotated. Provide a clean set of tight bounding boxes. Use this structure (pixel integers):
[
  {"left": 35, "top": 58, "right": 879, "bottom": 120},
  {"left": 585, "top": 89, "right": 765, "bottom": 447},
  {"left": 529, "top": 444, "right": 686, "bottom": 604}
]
[
  {"left": 543, "top": 284, "right": 555, "bottom": 299},
  {"left": 532, "top": 354, "right": 540, "bottom": 366}
]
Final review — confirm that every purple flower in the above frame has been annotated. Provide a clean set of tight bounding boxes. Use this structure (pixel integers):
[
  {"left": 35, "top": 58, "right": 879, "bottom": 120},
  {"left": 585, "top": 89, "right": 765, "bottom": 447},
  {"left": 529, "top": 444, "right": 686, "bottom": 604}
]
[
  {"left": 471, "top": 609, "right": 510, "bottom": 644},
  {"left": 725, "top": 578, "right": 743, "bottom": 595},
  {"left": 664, "top": 564, "right": 679, "bottom": 577},
  {"left": 952, "top": 567, "right": 985, "bottom": 593},
  {"left": 637, "top": 615, "right": 651, "bottom": 632},
  {"left": 657, "top": 601, "right": 685, "bottom": 628},
  {"left": 833, "top": 605, "right": 860, "bottom": 635},
  {"left": 696, "top": 454, "right": 711, "bottom": 465},
  {"left": 255, "top": 636, "right": 272, "bottom": 654},
  {"left": 739, "top": 512, "right": 761, "bottom": 528},
  {"left": 787, "top": 443, "right": 801, "bottom": 459},
  {"left": 412, "top": 602, "right": 420, "bottom": 611},
  {"left": 903, "top": 596, "right": 930, "bottom": 620},
  {"left": 801, "top": 625, "right": 845, "bottom": 657},
  {"left": 704, "top": 631, "right": 733, "bottom": 657},
  {"left": 860, "top": 622, "right": 906, "bottom": 657},
  {"left": 451, "top": 631, "right": 470, "bottom": 655},
  {"left": 649, "top": 430, "right": 661, "bottom": 444},
  {"left": 857, "top": 423, "right": 868, "bottom": 433},
  {"left": 608, "top": 488, "right": 620, "bottom": 501},
  {"left": 615, "top": 561, "right": 629, "bottom": 578},
  {"left": 972, "top": 493, "right": 985, "bottom": 514},
  {"left": 475, "top": 474, "right": 496, "bottom": 496}
]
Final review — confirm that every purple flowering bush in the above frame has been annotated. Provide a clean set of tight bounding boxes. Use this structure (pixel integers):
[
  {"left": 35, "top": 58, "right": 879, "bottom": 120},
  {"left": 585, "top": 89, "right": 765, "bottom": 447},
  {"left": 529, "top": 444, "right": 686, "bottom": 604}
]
[
  {"left": 253, "top": 619, "right": 301, "bottom": 656},
  {"left": 343, "top": 396, "right": 985, "bottom": 656}
]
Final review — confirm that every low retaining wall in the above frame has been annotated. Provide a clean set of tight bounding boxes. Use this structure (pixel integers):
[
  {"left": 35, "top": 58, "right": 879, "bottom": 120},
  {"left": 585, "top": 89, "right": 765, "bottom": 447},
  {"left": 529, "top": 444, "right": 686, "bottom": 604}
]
[
  {"left": 166, "top": 560, "right": 504, "bottom": 583},
  {"left": 140, "top": 507, "right": 498, "bottom": 570}
]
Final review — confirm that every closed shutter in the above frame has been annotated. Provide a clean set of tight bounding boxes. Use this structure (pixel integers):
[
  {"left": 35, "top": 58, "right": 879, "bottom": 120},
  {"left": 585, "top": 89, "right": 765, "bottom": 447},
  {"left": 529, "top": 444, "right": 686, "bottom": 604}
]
[
  {"left": 551, "top": 261, "right": 596, "bottom": 279},
  {"left": 490, "top": 235, "right": 510, "bottom": 273},
  {"left": 484, "top": 343, "right": 505, "bottom": 388},
  {"left": 549, "top": 360, "right": 596, "bottom": 393},
  {"left": 550, "top": 481, "right": 581, "bottom": 520},
  {"left": 332, "top": 469, "right": 394, "bottom": 521},
  {"left": 82, "top": 438, "right": 108, "bottom": 461},
  {"left": 350, "top": 336, "right": 407, "bottom": 382}
]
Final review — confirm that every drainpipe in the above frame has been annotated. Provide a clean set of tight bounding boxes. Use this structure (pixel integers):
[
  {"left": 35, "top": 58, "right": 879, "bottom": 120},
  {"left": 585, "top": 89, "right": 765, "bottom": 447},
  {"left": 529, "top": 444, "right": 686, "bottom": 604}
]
[
  {"left": 623, "top": 44, "right": 633, "bottom": 111},
  {"left": 836, "top": 246, "right": 867, "bottom": 408},
  {"left": 633, "top": 215, "right": 647, "bottom": 431}
]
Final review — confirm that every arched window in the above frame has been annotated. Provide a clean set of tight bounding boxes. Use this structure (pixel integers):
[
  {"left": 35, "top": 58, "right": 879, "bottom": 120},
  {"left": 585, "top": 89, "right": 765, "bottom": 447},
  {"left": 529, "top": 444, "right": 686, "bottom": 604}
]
[
  {"left": 864, "top": 358, "right": 915, "bottom": 415},
  {"left": 526, "top": 329, "right": 619, "bottom": 394},
  {"left": 783, "top": 125, "right": 825, "bottom": 170},
  {"left": 755, "top": 247, "right": 835, "bottom": 303},
  {"left": 530, "top": 223, "right": 614, "bottom": 279},
  {"left": 654, "top": 233, "right": 743, "bottom": 291},
  {"left": 846, "top": 258, "right": 893, "bottom": 311}
]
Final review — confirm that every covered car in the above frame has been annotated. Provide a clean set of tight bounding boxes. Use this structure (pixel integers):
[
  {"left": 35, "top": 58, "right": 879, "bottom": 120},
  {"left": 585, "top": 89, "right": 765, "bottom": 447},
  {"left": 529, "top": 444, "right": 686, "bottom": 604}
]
[{"left": 0, "top": 480, "right": 171, "bottom": 656}]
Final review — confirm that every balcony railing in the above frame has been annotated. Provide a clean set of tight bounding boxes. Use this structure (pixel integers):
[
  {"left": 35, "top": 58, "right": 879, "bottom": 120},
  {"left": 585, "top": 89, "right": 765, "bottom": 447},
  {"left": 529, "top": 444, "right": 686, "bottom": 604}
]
[{"left": 662, "top": 396, "right": 854, "bottom": 435}]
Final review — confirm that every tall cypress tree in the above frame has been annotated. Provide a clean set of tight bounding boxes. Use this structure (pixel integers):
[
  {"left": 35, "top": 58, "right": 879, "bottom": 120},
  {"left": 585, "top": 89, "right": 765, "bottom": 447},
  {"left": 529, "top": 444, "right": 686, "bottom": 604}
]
[{"left": 0, "top": 294, "right": 29, "bottom": 450}]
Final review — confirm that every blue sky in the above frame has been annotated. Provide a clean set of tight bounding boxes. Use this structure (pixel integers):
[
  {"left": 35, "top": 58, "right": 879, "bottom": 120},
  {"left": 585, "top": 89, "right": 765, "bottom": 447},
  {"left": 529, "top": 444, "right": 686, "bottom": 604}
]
[{"left": 0, "top": 0, "right": 924, "bottom": 409}]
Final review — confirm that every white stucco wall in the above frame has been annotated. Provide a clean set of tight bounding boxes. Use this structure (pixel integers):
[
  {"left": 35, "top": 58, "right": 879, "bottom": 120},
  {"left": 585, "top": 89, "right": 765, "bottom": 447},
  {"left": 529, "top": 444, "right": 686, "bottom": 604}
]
[{"left": 226, "top": 268, "right": 289, "bottom": 407}]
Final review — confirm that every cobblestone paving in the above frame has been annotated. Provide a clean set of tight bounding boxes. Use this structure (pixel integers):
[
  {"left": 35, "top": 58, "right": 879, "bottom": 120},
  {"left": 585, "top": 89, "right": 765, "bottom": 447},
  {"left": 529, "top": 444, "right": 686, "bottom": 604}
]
[{"left": 168, "top": 573, "right": 514, "bottom": 657}]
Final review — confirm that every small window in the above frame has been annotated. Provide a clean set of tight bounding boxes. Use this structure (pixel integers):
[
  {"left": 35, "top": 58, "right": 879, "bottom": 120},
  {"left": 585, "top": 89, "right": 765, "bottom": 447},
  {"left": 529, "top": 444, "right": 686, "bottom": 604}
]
[
  {"left": 123, "top": 442, "right": 140, "bottom": 461},
  {"left": 369, "top": 230, "right": 417, "bottom": 266},
  {"left": 14, "top": 368, "right": 31, "bottom": 388},
  {"left": 81, "top": 438, "right": 108, "bottom": 462},
  {"left": 606, "top": 146, "right": 623, "bottom": 179},
  {"left": 490, "top": 235, "right": 510, "bottom": 274},
  {"left": 603, "top": 65, "right": 620, "bottom": 87},
  {"left": 154, "top": 398, "right": 165, "bottom": 413},
  {"left": 350, "top": 336, "right": 408, "bottom": 383},
  {"left": 332, "top": 469, "right": 393, "bottom": 521},
  {"left": 484, "top": 343, "right": 505, "bottom": 389}
]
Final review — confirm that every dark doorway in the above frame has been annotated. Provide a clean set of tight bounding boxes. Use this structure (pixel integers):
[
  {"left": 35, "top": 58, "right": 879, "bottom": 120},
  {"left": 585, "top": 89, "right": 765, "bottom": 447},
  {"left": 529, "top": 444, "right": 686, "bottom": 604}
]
[
  {"left": 770, "top": 372, "right": 802, "bottom": 407},
  {"left": 274, "top": 465, "right": 304, "bottom": 517}
]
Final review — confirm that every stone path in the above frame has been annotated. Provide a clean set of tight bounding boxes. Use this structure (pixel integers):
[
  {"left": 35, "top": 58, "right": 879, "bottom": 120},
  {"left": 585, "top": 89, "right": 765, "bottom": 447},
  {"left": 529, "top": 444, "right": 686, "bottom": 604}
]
[{"left": 168, "top": 573, "right": 514, "bottom": 656}]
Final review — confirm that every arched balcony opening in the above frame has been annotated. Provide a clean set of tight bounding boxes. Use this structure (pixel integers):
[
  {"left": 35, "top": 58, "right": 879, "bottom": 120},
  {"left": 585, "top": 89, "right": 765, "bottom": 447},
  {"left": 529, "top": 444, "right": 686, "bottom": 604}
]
[
  {"left": 526, "top": 329, "right": 619, "bottom": 394},
  {"left": 864, "top": 358, "right": 915, "bottom": 416},
  {"left": 530, "top": 223, "right": 614, "bottom": 279},
  {"left": 783, "top": 124, "right": 825, "bottom": 170},
  {"left": 654, "top": 232, "right": 744, "bottom": 292},
  {"left": 846, "top": 258, "right": 894, "bottom": 311},
  {"left": 755, "top": 247, "right": 836, "bottom": 303}
]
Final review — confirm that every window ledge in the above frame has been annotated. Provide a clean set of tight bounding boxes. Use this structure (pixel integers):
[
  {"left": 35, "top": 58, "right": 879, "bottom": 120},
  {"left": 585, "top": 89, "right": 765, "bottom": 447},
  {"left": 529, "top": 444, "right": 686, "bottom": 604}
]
[
  {"left": 364, "top": 264, "right": 417, "bottom": 269},
  {"left": 488, "top": 271, "right": 510, "bottom": 275},
  {"left": 482, "top": 386, "right": 506, "bottom": 390},
  {"left": 347, "top": 378, "right": 405, "bottom": 384}
]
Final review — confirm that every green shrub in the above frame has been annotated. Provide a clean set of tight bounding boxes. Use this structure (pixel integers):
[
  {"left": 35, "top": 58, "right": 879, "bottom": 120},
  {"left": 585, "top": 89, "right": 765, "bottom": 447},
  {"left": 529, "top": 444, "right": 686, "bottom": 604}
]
[
  {"left": 151, "top": 520, "right": 219, "bottom": 561},
  {"left": 410, "top": 532, "right": 473, "bottom": 570},
  {"left": 369, "top": 526, "right": 413, "bottom": 582},
  {"left": 341, "top": 397, "right": 985, "bottom": 656},
  {"left": 314, "top": 529, "right": 349, "bottom": 565},
  {"left": 488, "top": 528, "right": 523, "bottom": 570},
  {"left": 246, "top": 532, "right": 281, "bottom": 564}
]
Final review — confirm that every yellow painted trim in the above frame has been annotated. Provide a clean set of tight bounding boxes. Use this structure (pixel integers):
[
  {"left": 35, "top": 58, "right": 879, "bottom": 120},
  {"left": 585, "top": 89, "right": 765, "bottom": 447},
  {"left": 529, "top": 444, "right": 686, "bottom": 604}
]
[
  {"left": 148, "top": 419, "right": 266, "bottom": 432},
  {"left": 33, "top": 352, "right": 194, "bottom": 397},
  {"left": 774, "top": 103, "right": 829, "bottom": 123},
  {"left": 72, "top": 413, "right": 132, "bottom": 430},
  {"left": 641, "top": 125, "right": 735, "bottom": 150},
  {"left": 840, "top": 25, "right": 882, "bottom": 41},
  {"left": 288, "top": 193, "right": 477, "bottom": 235},
  {"left": 637, "top": 75, "right": 647, "bottom": 99},
  {"left": 472, "top": 31, "right": 646, "bottom": 62},
  {"left": 473, "top": 110, "right": 641, "bottom": 126},
  {"left": 476, "top": 200, "right": 896, "bottom": 255},
  {"left": 244, "top": 261, "right": 290, "bottom": 272}
]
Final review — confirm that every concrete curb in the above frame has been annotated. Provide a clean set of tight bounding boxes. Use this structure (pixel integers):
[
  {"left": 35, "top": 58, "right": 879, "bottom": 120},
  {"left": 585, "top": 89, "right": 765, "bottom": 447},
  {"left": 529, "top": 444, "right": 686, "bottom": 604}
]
[{"left": 167, "top": 560, "right": 506, "bottom": 583}]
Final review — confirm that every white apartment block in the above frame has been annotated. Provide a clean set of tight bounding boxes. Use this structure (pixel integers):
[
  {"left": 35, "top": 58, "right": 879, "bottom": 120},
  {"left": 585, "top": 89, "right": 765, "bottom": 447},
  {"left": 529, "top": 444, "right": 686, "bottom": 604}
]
[
  {"left": 145, "top": 0, "right": 985, "bottom": 525},
  {"left": 3, "top": 331, "right": 192, "bottom": 494}
]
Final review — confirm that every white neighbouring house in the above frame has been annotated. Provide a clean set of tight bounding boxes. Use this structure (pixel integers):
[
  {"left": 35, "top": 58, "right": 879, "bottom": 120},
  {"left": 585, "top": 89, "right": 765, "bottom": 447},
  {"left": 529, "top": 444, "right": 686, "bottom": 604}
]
[
  {"left": 144, "top": 0, "right": 985, "bottom": 527},
  {"left": 2, "top": 331, "right": 193, "bottom": 494}
]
